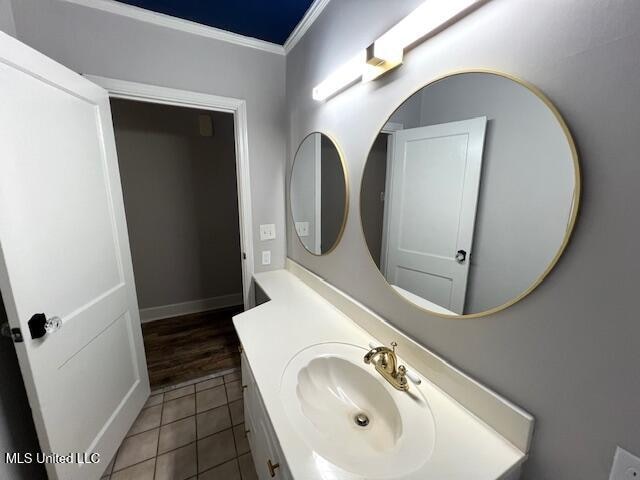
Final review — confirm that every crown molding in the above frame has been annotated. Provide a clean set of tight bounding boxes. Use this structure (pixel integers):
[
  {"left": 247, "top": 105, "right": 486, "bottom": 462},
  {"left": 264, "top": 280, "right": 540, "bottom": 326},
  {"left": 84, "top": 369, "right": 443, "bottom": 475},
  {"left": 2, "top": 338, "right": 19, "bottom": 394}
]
[
  {"left": 59, "top": 0, "right": 286, "bottom": 55},
  {"left": 283, "top": 0, "right": 330, "bottom": 53}
]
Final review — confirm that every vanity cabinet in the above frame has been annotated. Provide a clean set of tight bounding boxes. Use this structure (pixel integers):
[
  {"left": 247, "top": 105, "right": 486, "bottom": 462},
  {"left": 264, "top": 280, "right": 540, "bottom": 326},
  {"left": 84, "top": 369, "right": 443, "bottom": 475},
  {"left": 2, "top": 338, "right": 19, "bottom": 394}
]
[{"left": 241, "top": 351, "right": 292, "bottom": 480}]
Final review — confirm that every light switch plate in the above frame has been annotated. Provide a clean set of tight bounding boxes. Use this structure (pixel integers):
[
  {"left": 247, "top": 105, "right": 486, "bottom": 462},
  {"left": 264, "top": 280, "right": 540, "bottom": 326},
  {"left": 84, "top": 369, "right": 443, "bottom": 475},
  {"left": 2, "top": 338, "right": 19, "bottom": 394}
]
[
  {"left": 295, "top": 221, "right": 310, "bottom": 237},
  {"left": 610, "top": 447, "right": 640, "bottom": 480},
  {"left": 259, "top": 224, "right": 276, "bottom": 241},
  {"left": 261, "top": 250, "right": 271, "bottom": 265}
]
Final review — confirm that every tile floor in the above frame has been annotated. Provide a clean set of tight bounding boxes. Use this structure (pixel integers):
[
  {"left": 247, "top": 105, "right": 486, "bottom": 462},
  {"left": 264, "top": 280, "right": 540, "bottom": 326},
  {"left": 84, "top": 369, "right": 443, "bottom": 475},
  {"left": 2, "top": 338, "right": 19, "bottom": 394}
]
[{"left": 100, "top": 369, "right": 258, "bottom": 480}]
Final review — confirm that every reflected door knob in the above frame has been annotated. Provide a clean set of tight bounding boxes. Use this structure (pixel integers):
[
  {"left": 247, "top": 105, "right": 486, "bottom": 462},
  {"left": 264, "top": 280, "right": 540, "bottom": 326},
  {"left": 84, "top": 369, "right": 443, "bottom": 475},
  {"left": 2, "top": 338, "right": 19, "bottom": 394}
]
[
  {"left": 28, "top": 313, "right": 61, "bottom": 339},
  {"left": 455, "top": 250, "right": 467, "bottom": 264}
]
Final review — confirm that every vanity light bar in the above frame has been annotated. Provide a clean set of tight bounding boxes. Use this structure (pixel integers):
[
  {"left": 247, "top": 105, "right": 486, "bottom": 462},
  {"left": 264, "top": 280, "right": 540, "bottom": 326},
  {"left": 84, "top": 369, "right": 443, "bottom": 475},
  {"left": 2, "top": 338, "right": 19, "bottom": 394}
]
[
  {"left": 312, "top": 0, "right": 487, "bottom": 99},
  {"left": 371, "top": 0, "right": 485, "bottom": 75},
  {"left": 312, "top": 51, "right": 367, "bottom": 101}
]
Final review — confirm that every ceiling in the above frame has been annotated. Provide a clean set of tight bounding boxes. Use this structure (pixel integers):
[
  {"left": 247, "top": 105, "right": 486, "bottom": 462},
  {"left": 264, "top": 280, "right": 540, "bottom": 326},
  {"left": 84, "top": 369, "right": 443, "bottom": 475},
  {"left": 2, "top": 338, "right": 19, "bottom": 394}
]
[{"left": 115, "top": 0, "right": 316, "bottom": 45}]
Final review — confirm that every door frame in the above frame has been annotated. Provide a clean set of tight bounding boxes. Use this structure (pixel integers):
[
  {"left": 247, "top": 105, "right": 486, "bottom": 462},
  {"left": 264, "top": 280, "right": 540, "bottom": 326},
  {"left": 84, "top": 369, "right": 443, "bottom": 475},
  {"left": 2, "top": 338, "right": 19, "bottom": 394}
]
[
  {"left": 85, "top": 76, "right": 255, "bottom": 308},
  {"left": 379, "top": 121, "right": 403, "bottom": 275}
]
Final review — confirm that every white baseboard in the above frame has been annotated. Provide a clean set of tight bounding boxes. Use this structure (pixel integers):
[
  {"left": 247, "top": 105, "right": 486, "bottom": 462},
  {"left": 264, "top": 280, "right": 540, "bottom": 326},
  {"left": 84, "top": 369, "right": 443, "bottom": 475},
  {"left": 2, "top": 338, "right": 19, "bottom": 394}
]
[{"left": 139, "top": 294, "right": 243, "bottom": 323}]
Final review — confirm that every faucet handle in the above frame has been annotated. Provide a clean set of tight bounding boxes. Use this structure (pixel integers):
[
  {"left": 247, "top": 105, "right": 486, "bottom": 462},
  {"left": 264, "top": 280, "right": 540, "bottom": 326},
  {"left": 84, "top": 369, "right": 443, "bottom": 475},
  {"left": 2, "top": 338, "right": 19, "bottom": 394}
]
[
  {"left": 403, "top": 367, "right": 422, "bottom": 385},
  {"left": 396, "top": 364, "right": 422, "bottom": 386}
]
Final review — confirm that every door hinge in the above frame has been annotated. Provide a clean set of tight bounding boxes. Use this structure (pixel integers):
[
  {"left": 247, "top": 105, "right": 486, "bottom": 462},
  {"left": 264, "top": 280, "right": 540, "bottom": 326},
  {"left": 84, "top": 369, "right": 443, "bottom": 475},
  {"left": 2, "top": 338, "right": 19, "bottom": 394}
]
[
  {"left": 1, "top": 322, "right": 23, "bottom": 343},
  {"left": 242, "top": 252, "right": 247, "bottom": 260}
]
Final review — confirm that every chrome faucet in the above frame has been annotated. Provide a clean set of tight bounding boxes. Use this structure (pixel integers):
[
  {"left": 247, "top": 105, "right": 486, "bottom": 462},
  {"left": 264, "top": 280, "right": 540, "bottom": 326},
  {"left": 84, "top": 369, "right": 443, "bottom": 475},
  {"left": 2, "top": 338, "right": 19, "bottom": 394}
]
[{"left": 364, "top": 341, "right": 410, "bottom": 391}]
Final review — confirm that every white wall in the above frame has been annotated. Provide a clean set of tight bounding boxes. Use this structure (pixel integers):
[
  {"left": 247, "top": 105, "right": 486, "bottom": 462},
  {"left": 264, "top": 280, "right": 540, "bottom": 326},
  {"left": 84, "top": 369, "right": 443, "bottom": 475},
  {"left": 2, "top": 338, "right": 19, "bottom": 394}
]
[
  {"left": 286, "top": 0, "right": 640, "bottom": 478},
  {"left": 10, "top": 0, "right": 286, "bottom": 274},
  {"left": 112, "top": 100, "right": 243, "bottom": 311}
]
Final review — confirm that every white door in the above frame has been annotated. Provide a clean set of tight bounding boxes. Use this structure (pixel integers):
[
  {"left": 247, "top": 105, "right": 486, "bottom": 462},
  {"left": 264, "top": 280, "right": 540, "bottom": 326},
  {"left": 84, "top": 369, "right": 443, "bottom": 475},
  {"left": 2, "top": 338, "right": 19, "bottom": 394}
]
[
  {"left": 0, "top": 33, "right": 149, "bottom": 479},
  {"left": 383, "top": 117, "right": 487, "bottom": 314}
]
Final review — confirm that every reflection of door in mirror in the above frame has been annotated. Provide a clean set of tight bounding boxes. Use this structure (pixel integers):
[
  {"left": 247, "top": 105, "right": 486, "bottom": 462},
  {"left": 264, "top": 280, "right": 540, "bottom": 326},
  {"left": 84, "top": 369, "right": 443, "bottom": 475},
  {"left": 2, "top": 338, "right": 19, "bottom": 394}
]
[
  {"left": 383, "top": 118, "right": 487, "bottom": 315},
  {"left": 361, "top": 72, "right": 578, "bottom": 317},
  {"left": 291, "top": 133, "right": 321, "bottom": 254}
]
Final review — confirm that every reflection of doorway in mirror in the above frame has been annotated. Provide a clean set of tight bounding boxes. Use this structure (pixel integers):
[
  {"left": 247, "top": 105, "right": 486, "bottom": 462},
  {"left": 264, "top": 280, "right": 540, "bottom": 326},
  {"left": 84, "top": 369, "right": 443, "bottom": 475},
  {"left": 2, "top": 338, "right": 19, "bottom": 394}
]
[
  {"left": 382, "top": 117, "right": 487, "bottom": 315},
  {"left": 361, "top": 72, "right": 579, "bottom": 317},
  {"left": 291, "top": 132, "right": 348, "bottom": 256},
  {"left": 291, "top": 133, "right": 322, "bottom": 254}
]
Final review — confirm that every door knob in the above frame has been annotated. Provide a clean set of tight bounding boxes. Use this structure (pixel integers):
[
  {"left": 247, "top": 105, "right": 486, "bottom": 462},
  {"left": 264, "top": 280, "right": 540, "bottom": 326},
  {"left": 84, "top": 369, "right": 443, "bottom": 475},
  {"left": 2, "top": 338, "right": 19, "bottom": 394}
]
[
  {"left": 455, "top": 250, "right": 467, "bottom": 264},
  {"left": 28, "top": 313, "right": 61, "bottom": 339}
]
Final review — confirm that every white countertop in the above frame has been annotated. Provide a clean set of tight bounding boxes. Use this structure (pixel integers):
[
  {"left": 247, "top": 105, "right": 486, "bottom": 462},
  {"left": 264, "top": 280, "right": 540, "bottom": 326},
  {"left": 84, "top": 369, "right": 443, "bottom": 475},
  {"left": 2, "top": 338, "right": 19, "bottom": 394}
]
[{"left": 233, "top": 269, "right": 526, "bottom": 479}]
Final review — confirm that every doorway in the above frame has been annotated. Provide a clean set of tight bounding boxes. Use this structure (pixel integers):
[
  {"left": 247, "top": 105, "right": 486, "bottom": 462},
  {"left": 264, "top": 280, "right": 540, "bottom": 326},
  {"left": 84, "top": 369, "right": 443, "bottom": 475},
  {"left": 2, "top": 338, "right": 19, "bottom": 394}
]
[{"left": 110, "top": 99, "right": 245, "bottom": 388}]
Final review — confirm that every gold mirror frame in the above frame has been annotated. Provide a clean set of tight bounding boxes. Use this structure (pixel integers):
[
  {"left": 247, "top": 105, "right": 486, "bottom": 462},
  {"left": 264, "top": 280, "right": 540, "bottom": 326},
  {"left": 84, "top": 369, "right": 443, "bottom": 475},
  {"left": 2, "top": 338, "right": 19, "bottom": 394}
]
[
  {"left": 359, "top": 69, "right": 581, "bottom": 319},
  {"left": 290, "top": 132, "right": 350, "bottom": 256}
]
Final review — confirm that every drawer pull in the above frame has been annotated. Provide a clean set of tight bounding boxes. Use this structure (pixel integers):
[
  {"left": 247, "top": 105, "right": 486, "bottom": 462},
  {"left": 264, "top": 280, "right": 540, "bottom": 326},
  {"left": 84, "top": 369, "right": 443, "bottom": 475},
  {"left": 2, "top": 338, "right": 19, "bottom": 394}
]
[{"left": 267, "top": 459, "right": 280, "bottom": 477}]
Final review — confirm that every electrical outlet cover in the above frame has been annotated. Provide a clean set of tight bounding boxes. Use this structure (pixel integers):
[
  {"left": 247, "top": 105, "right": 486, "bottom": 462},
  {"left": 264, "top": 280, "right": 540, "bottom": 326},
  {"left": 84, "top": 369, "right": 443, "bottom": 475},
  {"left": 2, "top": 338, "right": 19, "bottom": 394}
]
[
  {"left": 610, "top": 447, "right": 640, "bottom": 480},
  {"left": 261, "top": 250, "right": 271, "bottom": 265}
]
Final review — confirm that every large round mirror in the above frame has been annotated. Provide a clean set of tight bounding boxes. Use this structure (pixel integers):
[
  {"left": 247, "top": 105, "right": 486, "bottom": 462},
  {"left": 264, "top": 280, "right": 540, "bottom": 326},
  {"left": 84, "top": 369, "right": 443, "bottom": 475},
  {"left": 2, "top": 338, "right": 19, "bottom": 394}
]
[
  {"left": 291, "top": 132, "right": 348, "bottom": 255},
  {"left": 361, "top": 71, "right": 580, "bottom": 317}
]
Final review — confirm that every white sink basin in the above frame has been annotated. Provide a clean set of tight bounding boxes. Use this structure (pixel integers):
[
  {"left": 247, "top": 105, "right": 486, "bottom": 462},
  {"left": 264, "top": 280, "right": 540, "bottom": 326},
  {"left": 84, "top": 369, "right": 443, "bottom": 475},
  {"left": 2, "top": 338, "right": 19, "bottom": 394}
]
[{"left": 280, "top": 342, "right": 435, "bottom": 478}]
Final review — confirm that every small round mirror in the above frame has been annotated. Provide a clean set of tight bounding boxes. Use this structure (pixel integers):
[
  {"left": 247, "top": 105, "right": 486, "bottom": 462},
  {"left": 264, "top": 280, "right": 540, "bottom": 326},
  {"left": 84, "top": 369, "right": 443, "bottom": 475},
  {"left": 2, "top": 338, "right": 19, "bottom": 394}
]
[
  {"left": 360, "top": 71, "right": 580, "bottom": 317},
  {"left": 290, "top": 133, "right": 348, "bottom": 255}
]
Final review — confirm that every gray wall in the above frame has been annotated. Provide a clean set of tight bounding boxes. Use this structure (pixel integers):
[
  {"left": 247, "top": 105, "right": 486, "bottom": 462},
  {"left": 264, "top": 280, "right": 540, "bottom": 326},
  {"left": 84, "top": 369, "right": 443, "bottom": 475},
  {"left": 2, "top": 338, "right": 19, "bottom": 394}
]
[
  {"left": 0, "top": 0, "right": 15, "bottom": 36},
  {"left": 286, "top": 0, "right": 640, "bottom": 478},
  {"left": 111, "top": 100, "right": 242, "bottom": 310},
  {"left": 10, "top": 0, "right": 287, "bottom": 274}
]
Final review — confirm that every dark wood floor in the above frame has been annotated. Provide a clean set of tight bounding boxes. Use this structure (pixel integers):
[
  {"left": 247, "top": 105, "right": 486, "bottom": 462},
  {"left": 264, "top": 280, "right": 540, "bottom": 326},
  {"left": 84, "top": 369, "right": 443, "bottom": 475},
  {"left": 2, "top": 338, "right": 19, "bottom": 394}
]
[{"left": 142, "top": 305, "right": 243, "bottom": 388}]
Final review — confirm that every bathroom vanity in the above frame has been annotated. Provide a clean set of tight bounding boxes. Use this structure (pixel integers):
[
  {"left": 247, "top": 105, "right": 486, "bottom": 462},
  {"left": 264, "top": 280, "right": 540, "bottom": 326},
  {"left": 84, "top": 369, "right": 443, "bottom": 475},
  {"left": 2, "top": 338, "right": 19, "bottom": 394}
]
[
  {"left": 233, "top": 261, "right": 533, "bottom": 479},
  {"left": 241, "top": 347, "right": 293, "bottom": 479}
]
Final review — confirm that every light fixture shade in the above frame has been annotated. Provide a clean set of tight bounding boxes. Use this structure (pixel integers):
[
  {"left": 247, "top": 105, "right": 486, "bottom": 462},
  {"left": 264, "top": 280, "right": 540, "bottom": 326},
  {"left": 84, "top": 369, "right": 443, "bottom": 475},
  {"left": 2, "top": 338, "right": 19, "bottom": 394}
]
[
  {"left": 312, "top": 51, "right": 366, "bottom": 101},
  {"left": 373, "top": 0, "right": 484, "bottom": 62}
]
